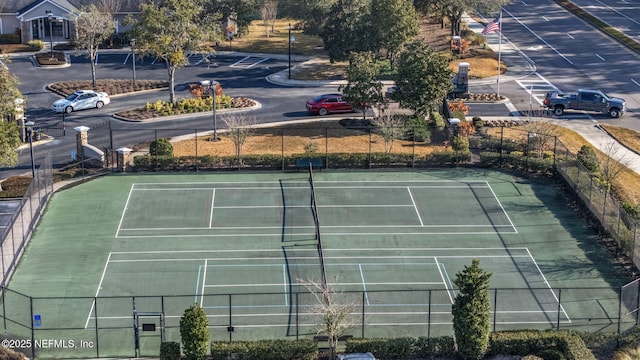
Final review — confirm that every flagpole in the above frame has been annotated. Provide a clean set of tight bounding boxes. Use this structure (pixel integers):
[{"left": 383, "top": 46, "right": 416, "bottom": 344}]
[{"left": 497, "top": 8, "right": 503, "bottom": 97}]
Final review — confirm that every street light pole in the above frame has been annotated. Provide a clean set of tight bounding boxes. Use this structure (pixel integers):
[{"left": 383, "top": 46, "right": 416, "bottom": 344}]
[
  {"left": 131, "top": 38, "right": 137, "bottom": 87},
  {"left": 47, "top": 12, "right": 54, "bottom": 58},
  {"left": 288, "top": 23, "right": 291, "bottom": 79},
  {"left": 25, "top": 121, "right": 36, "bottom": 178}
]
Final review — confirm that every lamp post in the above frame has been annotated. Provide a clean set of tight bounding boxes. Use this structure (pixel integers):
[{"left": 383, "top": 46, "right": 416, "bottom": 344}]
[
  {"left": 131, "top": 38, "right": 137, "bottom": 87},
  {"left": 288, "top": 23, "right": 291, "bottom": 79},
  {"left": 46, "top": 11, "right": 54, "bottom": 58},
  {"left": 25, "top": 121, "right": 36, "bottom": 178},
  {"left": 201, "top": 80, "right": 219, "bottom": 141}
]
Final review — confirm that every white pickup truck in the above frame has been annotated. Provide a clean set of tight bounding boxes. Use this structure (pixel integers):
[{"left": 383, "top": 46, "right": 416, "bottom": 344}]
[{"left": 543, "top": 89, "right": 626, "bottom": 118}]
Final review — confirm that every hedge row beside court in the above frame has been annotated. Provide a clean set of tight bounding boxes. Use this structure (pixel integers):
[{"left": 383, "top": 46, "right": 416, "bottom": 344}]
[
  {"left": 487, "top": 330, "right": 596, "bottom": 360},
  {"left": 132, "top": 151, "right": 474, "bottom": 171},
  {"left": 345, "top": 336, "right": 455, "bottom": 359},
  {"left": 209, "top": 339, "right": 317, "bottom": 360}
]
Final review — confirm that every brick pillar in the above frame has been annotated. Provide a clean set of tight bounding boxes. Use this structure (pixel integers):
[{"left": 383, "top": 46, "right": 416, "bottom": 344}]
[
  {"left": 116, "top": 147, "right": 133, "bottom": 172},
  {"left": 74, "top": 126, "right": 90, "bottom": 161}
]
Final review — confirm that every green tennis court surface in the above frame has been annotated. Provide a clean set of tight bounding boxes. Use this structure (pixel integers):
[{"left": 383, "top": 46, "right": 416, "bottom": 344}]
[{"left": 3, "top": 170, "right": 629, "bottom": 358}]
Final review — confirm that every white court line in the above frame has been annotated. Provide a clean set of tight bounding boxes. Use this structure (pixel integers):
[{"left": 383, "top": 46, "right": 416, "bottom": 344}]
[
  {"left": 133, "top": 185, "right": 488, "bottom": 191},
  {"left": 121, "top": 223, "right": 511, "bottom": 231},
  {"left": 209, "top": 188, "right": 216, "bottom": 228},
  {"left": 485, "top": 181, "right": 518, "bottom": 234},
  {"left": 133, "top": 179, "right": 490, "bottom": 186},
  {"left": 525, "top": 248, "right": 571, "bottom": 322},
  {"left": 109, "top": 255, "right": 528, "bottom": 263},
  {"left": 200, "top": 258, "right": 208, "bottom": 307},
  {"left": 110, "top": 247, "right": 530, "bottom": 255},
  {"left": 282, "top": 264, "right": 288, "bottom": 306},
  {"left": 434, "top": 257, "right": 454, "bottom": 305},
  {"left": 407, "top": 187, "right": 424, "bottom": 226},
  {"left": 359, "top": 264, "right": 370, "bottom": 305},
  {"left": 84, "top": 252, "right": 112, "bottom": 329},
  {"left": 115, "top": 184, "right": 135, "bottom": 238},
  {"left": 116, "top": 230, "right": 517, "bottom": 239}
]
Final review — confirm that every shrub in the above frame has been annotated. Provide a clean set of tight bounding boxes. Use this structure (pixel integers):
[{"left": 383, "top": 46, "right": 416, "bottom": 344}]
[
  {"left": 0, "top": 34, "right": 20, "bottom": 44},
  {"left": 150, "top": 138, "right": 174, "bottom": 156},
  {"left": 405, "top": 116, "right": 430, "bottom": 142},
  {"left": 452, "top": 135, "right": 470, "bottom": 152},
  {"left": 160, "top": 342, "right": 181, "bottom": 360},
  {"left": 430, "top": 110, "right": 446, "bottom": 128},
  {"left": 27, "top": 39, "right": 45, "bottom": 50},
  {"left": 472, "top": 116, "right": 484, "bottom": 129},
  {"left": 179, "top": 304, "right": 210, "bottom": 360},
  {"left": 577, "top": 145, "right": 599, "bottom": 173}
]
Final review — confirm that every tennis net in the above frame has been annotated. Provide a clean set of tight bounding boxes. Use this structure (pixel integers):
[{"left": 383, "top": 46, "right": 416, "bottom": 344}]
[{"left": 308, "top": 163, "right": 329, "bottom": 298}]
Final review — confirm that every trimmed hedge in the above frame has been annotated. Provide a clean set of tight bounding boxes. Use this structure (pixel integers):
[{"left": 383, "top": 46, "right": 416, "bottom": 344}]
[
  {"left": 160, "top": 341, "right": 180, "bottom": 360},
  {"left": 345, "top": 336, "right": 455, "bottom": 359},
  {"left": 210, "top": 339, "right": 317, "bottom": 360},
  {"left": 0, "top": 34, "right": 20, "bottom": 44},
  {"left": 488, "top": 330, "right": 595, "bottom": 360}
]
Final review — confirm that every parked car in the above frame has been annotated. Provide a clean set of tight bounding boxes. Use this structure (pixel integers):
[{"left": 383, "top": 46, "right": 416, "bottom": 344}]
[
  {"left": 306, "top": 93, "right": 355, "bottom": 116},
  {"left": 52, "top": 90, "right": 111, "bottom": 114},
  {"left": 543, "top": 89, "right": 625, "bottom": 118},
  {"left": 336, "top": 353, "right": 377, "bottom": 360}
]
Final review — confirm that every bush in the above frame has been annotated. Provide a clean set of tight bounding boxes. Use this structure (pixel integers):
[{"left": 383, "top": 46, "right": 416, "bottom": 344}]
[
  {"left": 0, "top": 34, "right": 20, "bottom": 44},
  {"left": 27, "top": 39, "right": 45, "bottom": 50},
  {"left": 405, "top": 116, "right": 430, "bottom": 142},
  {"left": 577, "top": 145, "right": 599, "bottom": 173},
  {"left": 179, "top": 304, "right": 210, "bottom": 360},
  {"left": 160, "top": 342, "right": 181, "bottom": 360},
  {"left": 150, "top": 138, "right": 174, "bottom": 156},
  {"left": 210, "top": 340, "right": 317, "bottom": 360},
  {"left": 429, "top": 111, "right": 446, "bottom": 128}
]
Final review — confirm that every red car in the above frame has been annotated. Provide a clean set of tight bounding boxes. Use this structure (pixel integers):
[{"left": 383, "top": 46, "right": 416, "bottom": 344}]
[{"left": 306, "top": 94, "right": 355, "bottom": 116}]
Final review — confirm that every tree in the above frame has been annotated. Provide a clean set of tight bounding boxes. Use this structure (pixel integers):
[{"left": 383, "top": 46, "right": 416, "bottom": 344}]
[
  {"left": 371, "top": 112, "right": 405, "bottom": 153},
  {"left": 0, "top": 121, "right": 22, "bottom": 169},
  {"left": 321, "top": 0, "right": 373, "bottom": 62},
  {"left": 127, "top": 0, "right": 218, "bottom": 104},
  {"left": 278, "top": 0, "right": 335, "bottom": 35},
  {"left": 224, "top": 114, "right": 256, "bottom": 163},
  {"left": 451, "top": 258, "right": 492, "bottom": 360},
  {"left": 598, "top": 141, "right": 631, "bottom": 221},
  {"left": 301, "top": 278, "right": 360, "bottom": 360},
  {"left": 394, "top": 41, "right": 453, "bottom": 118},
  {"left": 179, "top": 303, "right": 210, "bottom": 360},
  {"left": 203, "top": 0, "right": 260, "bottom": 33},
  {"left": 150, "top": 138, "right": 174, "bottom": 156},
  {"left": 339, "top": 51, "right": 385, "bottom": 120},
  {"left": 435, "top": 0, "right": 512, "bottom": 36},
  {"left": 370, "top": 0, "right": 419, "bottom": 69},
  {"left": 96, "top": 0, "right": 122, "bottom": 47},
  {"left": 577, "top": 145, "right": 599, "bottom": 173},
  {"left": 260, "top": 0, "right": 278, "bottom": 37},
  {"left": 0, "top": 66, "right": 24, "bottom": 121},
  {"left": 74, "top": 5, "right": 116, "bottom": 88}
]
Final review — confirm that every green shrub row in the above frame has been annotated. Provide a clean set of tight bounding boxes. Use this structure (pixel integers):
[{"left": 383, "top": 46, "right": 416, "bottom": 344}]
[
  {"left": 479, "top": 152, "right": 554, "bottom": 174},
  {"left": 488, "top": 330, "right": 595, "bottom": 360},
  {"left": 132, "top": 151, "right": 475, "bottom": 171},
  {"left": 0, "top": 34, "right": 20, "bottom": 44},
  {"left": 210, "top": 339, "right": 317, "bottom": 360},
  {"left": 345, "top": 336, "right": 455, "bottom": 359},
  {"left": 160, "top": 341, "right": 180, "bottom": 360}
]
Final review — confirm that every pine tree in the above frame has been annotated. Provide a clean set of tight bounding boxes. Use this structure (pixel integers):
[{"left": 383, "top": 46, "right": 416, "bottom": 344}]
[{"left": 451, "top": 258, "right": 492, "bottom": 360}]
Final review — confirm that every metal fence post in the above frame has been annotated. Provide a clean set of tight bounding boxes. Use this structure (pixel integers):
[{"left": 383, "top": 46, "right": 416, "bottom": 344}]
[
  {"left": 94, "top": 297, "right": 100, "bottom": 358},
  {"left": 556, "top": 288, "right": 562, "bottom": 330}
]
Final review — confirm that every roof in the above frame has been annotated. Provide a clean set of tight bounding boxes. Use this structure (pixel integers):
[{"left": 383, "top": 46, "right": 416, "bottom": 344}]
[{"left": 5, "top": 0, "right": 140, "bottom": 14}]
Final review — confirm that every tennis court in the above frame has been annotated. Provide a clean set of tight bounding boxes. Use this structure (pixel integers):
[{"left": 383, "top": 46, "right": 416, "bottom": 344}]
[{"left": 3, "top": 170, "right": 629, "bottom": 358}]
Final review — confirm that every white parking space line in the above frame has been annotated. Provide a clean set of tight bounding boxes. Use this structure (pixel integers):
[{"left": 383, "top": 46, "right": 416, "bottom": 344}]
[
  {"left": 230, "top": 56, "right": 270, "bottom": 69},
  {"left": 515, "top": 72, "right": 559, "bottom": 106}
]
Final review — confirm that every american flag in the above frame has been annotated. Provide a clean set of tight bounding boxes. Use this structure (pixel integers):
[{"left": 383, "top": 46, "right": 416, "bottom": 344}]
[{"left": 482, "top": 17, "right": 500, "bottom": 35}]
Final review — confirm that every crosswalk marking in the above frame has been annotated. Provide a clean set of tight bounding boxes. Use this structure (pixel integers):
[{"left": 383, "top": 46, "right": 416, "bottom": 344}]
[
  {"left": 515, "top": 72, "right": 559, "bottom": 106},
  {"left": 230, "top": 56, "right": 270, "bottom": 69}
]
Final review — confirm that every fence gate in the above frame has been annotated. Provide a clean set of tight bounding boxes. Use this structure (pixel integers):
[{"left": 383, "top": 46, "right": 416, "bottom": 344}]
[
  {"left": 621, "top": 278, "right": 640, "bottom": 325},
  {"left": 133, "top": 311, "right": 165, "bottom": 357}
]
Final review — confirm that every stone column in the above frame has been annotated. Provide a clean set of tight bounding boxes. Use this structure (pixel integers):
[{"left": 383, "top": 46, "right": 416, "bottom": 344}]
[
  {"left": 74, "top": 126, "right": 90, "bottom": 161},
  {"left": 116, "top": 147, "right": 133, "bottom": 172}
]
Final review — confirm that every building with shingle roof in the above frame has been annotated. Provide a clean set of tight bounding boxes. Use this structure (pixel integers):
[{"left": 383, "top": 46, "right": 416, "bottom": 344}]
[{"left": 1, "top": 0, "right": 141, "bottom": 43}]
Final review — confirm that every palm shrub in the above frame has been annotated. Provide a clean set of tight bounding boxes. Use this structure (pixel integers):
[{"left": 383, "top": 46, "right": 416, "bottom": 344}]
[
  {"left": 150, "top": 138, "right": 173, "bottom": 156},
  {"left": 179, "top": 303, "right": 210, "bottom": 360},
  {"left": 452, "top": 258, "right": 492, "bottom": 359}
]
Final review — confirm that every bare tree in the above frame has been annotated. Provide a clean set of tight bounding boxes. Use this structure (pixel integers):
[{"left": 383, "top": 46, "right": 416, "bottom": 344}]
[
  {"left": 371, "top": 111, "right": 405, "bottom": 153},
  {"left": 260, "top": 0, "right": 278, "bottom": 38},
  {"left": 523, "top": 119, "right": 558, "bottom": 158},
  {"left": 97, "top": 0, "right": 122, "bottom": 14},
  {"left": 301, "top": 278, "right": 361, "bottom": 360},
  {"left": 224, "top": 114, "right": 256, "bottom": 163},
  {"left": 0, "top": 0, "right": 6, "bottom": 14},
  {"left": 74, "top": 5, "right": 116, "bottom": 88},
  {"left": 599, "top": 140, "right": 631, "bottom": 219}
]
